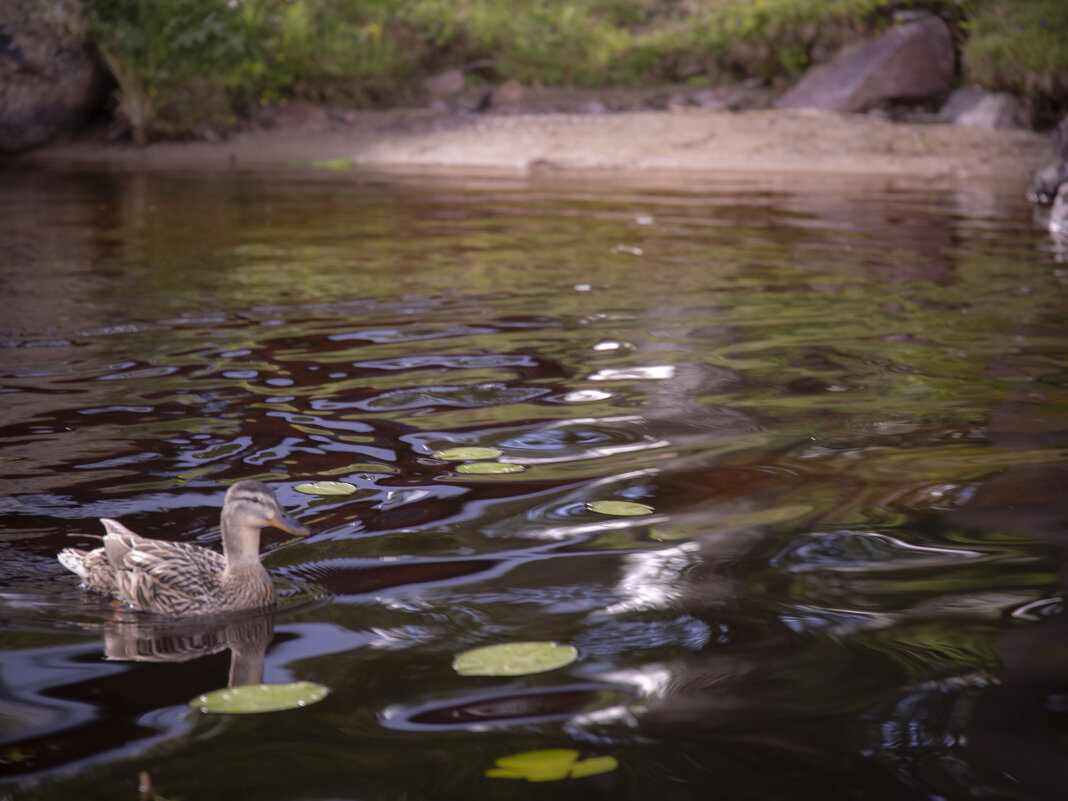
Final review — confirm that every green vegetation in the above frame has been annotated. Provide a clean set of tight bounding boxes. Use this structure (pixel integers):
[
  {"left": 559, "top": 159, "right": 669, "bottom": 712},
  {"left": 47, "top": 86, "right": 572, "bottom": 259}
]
[
  {"left": 962, "top": 0, "right": 1068, "bottom": 99},
  {"left": 81, "top": 0, "right": 1067, "bottom": 141}
]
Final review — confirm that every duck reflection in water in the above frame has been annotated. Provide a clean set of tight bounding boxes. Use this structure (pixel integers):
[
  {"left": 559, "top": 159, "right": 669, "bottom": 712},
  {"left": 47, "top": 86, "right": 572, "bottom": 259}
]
[{"left": 101, "top": 610, "right": 275, "bottom": 689}]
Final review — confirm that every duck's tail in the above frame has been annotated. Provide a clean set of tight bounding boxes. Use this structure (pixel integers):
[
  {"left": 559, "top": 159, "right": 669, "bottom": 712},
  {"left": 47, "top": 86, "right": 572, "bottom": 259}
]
[{"left": 58, "top": 548, "right": 90, "bottom": 578}]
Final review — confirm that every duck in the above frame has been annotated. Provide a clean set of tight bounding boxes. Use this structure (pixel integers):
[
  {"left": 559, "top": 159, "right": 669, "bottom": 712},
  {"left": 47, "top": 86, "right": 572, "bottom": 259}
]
[{"left": 58, "top": 480, "right": 309, "bottom": 616}]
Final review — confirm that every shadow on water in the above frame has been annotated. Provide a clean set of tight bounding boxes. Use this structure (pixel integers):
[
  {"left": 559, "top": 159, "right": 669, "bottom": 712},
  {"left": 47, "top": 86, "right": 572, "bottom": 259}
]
[{"left": 0, "top": 166, "right": 1066, "bottom": 799}]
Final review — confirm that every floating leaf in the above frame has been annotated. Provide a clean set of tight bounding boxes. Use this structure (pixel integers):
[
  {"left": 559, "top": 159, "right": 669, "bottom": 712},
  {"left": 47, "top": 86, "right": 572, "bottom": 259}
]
[
  {"left": 456, "top": 462, "right": 525, "bottom": 475},
  {"left": 453, "top": 642, "right": 578, "bottom": 677},
  {"left": 587, "top": 500, "right": 654, "bottom": 516},
  {"left": 294, "top": 481, "right": 357, "bottom": 496},
  {"left": 309, "top": 158, "right": 353, "bottom": 171},
  {"left": 567, "top": 755, "right": 619, "bottom": 779},
  {"left": 486, "top": 749, "right": 619, "bottom": 782},
  {"left": 190, "top": 682, "right": 329, "bottom": 714},
  {"left": 348, "top": 462, "right": 398, "bottom": 474},
  {"left": 432, "top": 446, "right": 503, "bottom": 461}
]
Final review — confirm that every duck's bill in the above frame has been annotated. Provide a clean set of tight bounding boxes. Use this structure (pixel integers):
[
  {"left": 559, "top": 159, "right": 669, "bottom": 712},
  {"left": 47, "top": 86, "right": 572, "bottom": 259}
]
[{"left": 270, "top": 512, "right": 310, "bottom": 538}]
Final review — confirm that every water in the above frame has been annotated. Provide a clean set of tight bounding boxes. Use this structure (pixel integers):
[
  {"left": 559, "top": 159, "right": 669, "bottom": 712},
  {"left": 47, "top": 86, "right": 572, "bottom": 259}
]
[{"left": 1, "top": 167, "right": 1066, "bottom": 800}]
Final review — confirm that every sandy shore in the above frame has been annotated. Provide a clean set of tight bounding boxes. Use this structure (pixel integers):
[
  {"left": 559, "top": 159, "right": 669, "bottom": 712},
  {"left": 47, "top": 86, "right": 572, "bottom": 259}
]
[{"left": 13, "top": 106, "right": 1055, "bottom": 187}]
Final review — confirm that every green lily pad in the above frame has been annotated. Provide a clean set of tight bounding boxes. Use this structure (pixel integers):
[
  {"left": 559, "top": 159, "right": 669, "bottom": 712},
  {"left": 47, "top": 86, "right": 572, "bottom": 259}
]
[
  {"left": 348, "top": 462, "right": 398, "bottom": 474},
  {"left": 587, "top": 500, "right": 654, "bottom": 516},
  {"left": 486, "top": 749, "right": 619, "bottom": 782},
  {"left": 432, "top": 446, "right": 503, "bottom": 461},
  {"left": 456, "top": 462, "right": 525, "bottom": 475},
  {"left": 190, "top": 682, "right": 329, "bottom": 714},
  {"left": 453, "top": 642, "right": 578, "bottom": 677},
  {"left": 309, "top": 158, "right": 354, "bottom": 171},
  {"left": 294, "top": 481, "right": 357, "bottom": 496}
]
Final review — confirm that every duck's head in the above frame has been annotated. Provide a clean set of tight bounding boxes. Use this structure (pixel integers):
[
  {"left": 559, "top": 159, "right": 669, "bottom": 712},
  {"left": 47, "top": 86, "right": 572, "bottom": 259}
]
[{"left": 222, "top": 481, "right": 309, "bottom": 560}]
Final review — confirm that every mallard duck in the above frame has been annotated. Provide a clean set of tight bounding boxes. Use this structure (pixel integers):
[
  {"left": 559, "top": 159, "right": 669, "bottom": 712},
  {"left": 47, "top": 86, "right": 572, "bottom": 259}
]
[{"left": 58, "top": 480, "right": 309, "bottom": 616}]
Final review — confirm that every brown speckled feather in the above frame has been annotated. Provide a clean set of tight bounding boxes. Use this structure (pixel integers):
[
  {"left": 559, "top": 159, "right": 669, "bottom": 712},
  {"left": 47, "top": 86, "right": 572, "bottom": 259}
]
[
  {"left": 113, "top": 535, "right": 228, "bottom": 615},
  {"left": 58, "top": 481, "right": 309, "bottom": 617}
]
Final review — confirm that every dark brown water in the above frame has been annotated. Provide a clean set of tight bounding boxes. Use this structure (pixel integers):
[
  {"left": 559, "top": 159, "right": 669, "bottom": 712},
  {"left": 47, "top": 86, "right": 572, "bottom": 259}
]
[{"left": 1, "top": 167, "right": 1066, "bottom": 800}]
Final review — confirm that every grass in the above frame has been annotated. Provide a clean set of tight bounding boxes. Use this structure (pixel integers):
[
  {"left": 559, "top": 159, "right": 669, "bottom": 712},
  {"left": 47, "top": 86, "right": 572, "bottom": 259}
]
[
  {"left": 963, "top": 0, "right": 1068, "bottom": 99},
  {"left": 81, "top": 0, "right": 1067, "bottom": 141}
]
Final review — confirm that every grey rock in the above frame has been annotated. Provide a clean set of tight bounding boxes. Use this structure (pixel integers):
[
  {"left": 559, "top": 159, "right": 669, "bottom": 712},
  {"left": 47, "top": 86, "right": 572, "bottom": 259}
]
[
  {"left": 693, "top": 85, "right": 774, "bottom": 112},
  {"left": 1053, "top": 116, "right": 1068, "bottom": 160},
  {"left": 692, "top": 89, "right": 735, "bottom": 111},
  {"left": 775, "top": 14, "right": 953, "bottom": 113},
  {"left": 493, "top": 79, "right": 524, "bottom": 105},
  {"left": 1050, "top": 183, "right": 1068, "bottom": 234},
  {"left": 939, "top": 85, "right": 988, "bottom": 119},
  {"left": 1029, "top": 162, "right": 1068, "bottom": 204},
  {"left": 953, "top": 91, "right": 1031, "bottom": 130},
  {"left": 253, "top": 100, "right": 328, "bottom": 133},
  {"left": 0, "top": 2, "right": 106, "bottom": 152},
  {"left": 422, "top": 69, "right": 465, "bottom": 97}
]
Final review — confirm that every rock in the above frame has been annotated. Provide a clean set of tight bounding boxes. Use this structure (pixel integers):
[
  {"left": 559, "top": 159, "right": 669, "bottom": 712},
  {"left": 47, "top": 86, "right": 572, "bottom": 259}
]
[
  {"left": 253, "top": 100, "right": 328, "bottom": 133},
  {"left": 952, "top": 91, "right": 1031, "bottom": 130},
  {"left": 578, "top": 100, "right": 607, "bottom": 114},
  {"left": 692, "top": 89, "right": 734, "bottom": 111},
  {"left": 1029, "top": 162, "right": 1068, "bottom": 204},
  {"left": 0, "top": 1, "right": 106, "bottom": 153},
  {"left": 692, "top": 85, "right": 774, "bottom": 111},
  {"left": 493, "top": 79, "right": 524, "bottom": 105},
  {"left": 939, "top": 86, "right": 987, "bottom": 120},
  {"left": 775, "top": 14, "right": 953, "bottom": 113},
  {"left": 642, "top": 92, "right": 673, "bottom": 111},
  {"left": 665, "top": 93, "right": 693, "bottom": 110},
  {"left": 1050, "top": 184, "right": 1068, "bottom": 234},
  {"left": 422, "top": 69, "right": 465, "bottom": 97},
  {"left": 1053, "top": 116, "right": 1068, "bottom": 160}
]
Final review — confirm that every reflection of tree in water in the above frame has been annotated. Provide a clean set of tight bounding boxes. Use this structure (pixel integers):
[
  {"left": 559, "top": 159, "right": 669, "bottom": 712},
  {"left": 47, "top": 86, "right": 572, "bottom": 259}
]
[
  {"left": 579, "top": 311, "right": 1068, "bottom": 798},
  {"left": 957, "top": 464, "right": 1068, "bottom": 800}
]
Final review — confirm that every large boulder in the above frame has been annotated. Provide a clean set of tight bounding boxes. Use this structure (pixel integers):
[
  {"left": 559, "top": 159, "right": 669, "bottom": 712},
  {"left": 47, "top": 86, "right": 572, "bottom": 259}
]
[
  {"left": 776, "top": 14, "right": 954, "bottom": 113},
  {"left": 0, "top": 0, "right": 106, "bottom": 153}
]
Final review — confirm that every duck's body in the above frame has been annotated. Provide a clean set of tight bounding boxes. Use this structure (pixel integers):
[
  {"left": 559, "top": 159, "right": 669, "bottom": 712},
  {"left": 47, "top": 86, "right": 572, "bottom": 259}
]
[{"left": 58, "top": 481, "right": 309, "bottom": 617}]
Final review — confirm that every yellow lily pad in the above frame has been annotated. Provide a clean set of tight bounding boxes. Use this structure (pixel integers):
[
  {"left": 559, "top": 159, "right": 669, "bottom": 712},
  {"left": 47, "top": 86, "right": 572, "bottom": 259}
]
[
  {"left": 486, "top": 749, "right": 619, "bottom": 782},
  {"left": 569, "top": 755, "right": 619, "bottom": 778}
]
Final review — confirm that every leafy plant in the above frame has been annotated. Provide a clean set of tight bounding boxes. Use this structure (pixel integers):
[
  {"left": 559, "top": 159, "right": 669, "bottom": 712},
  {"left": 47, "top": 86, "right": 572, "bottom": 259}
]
[
  {"left": 80, "top": 0, "right": 1067, "bottom": 142},
  {"left": 85, "top": 0, "right": 253, "bottom": 140},
  {"left": 963, "top": 0, "right": 1068, "bottom": 99}
]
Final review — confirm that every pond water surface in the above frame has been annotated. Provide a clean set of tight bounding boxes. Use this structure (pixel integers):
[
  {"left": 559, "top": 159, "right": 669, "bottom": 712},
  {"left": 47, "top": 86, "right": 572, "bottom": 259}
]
[{"left": 1, "top": 167, "right": 1066, "bottom": 800}]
